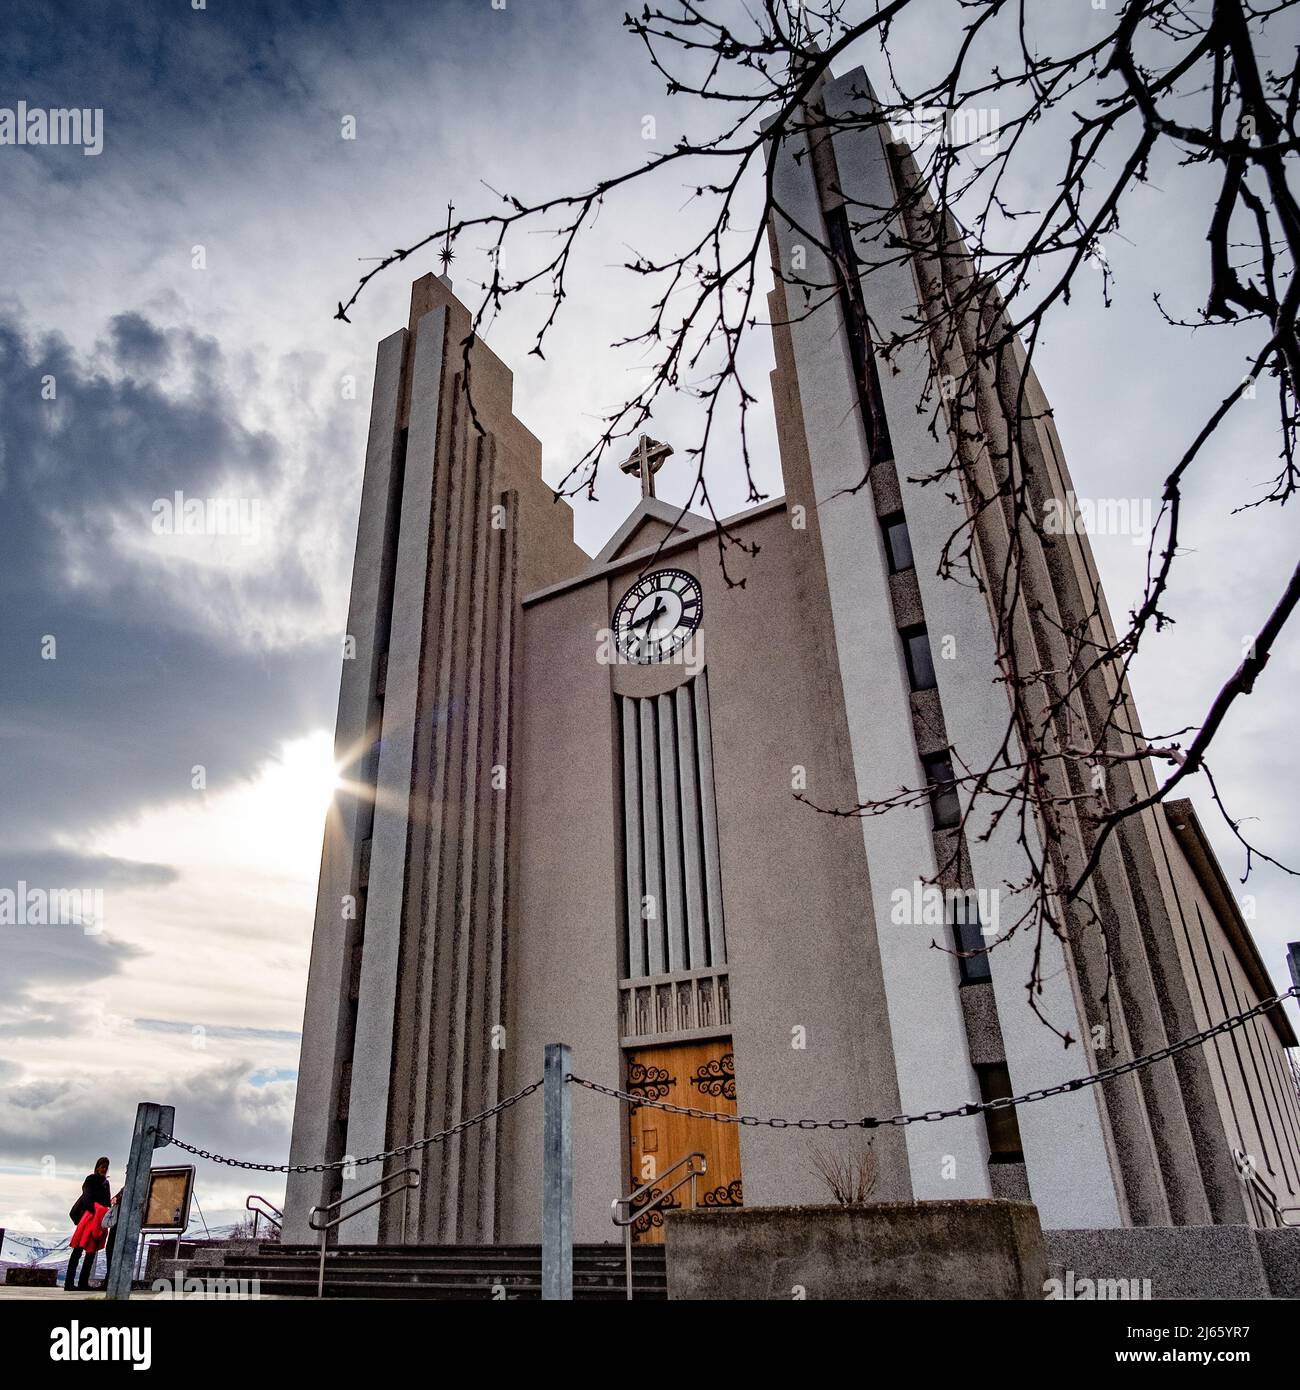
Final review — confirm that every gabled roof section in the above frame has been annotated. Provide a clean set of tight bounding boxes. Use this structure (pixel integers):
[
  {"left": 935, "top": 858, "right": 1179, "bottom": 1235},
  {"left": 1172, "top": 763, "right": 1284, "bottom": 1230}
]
[{"left": 591, "top": 496, "right": 712, "bottom": 567}]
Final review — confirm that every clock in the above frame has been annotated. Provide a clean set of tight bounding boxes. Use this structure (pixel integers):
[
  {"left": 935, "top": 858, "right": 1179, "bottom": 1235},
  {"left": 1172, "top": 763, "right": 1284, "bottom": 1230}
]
[{"left": 612, "top": 567, "right": 703, "bottom": 664}]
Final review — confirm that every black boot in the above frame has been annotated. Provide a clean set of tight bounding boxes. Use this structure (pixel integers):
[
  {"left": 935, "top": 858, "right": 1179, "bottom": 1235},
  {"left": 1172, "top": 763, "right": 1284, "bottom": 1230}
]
[
  {"left": 63, "top": 1248, "right": 81, "bottom": 1291},
  {"left": 77, "top": 1251, "right": 95, "bottom": 1290},
  {"left": 96, "top": 1230, "right": 116, "bottom": 1290}
]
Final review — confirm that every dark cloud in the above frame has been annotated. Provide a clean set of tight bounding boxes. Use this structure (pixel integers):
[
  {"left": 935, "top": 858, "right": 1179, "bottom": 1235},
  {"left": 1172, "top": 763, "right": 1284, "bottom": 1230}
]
[
  {"left": 0, "top": 921, "right": 142, "bottom": 1013},
  {"left": 0, "top": 1057, "right": 296, "bottom": 1183},
  {"left": 107, "top": 312, "right": 170, "bottom": 374},
  {"left": 0, "top": 313, "right": 277, "bottom": 547},
  {"left": 1, "top": 850, "right": 177, "bottom": 889},
  {"left": 0, "top": 309, "right": 341, "bottom": 852},
  {"left": 0, "top": 308, "right": 343, "bottom": 1059}
]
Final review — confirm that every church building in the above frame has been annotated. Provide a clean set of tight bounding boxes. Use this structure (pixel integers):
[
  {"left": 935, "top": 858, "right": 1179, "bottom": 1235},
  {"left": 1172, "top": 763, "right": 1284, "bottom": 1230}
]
[{"left": 283, "top": 66, "right": 1300, "bottom": 1249}]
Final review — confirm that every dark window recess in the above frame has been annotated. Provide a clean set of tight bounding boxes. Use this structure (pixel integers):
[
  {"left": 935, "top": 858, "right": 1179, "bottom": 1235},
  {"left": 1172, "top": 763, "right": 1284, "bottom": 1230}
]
[
  {"left": 901, "top": 624, "right": 938, "bottom": 692},
  {"left": 882, "top": 512, "right": 914, "bottom": 573},
  {"left": 976, "top": 1063, "right": 1024, "bottom": 1162},
  {"left": 921, "top": 751, "right": 961, "bottom": 831},
  {"left": 348, "top": 941, "right": 364, "bottom": 1002},
  {"left": 823, "top": 203, "right": 895, "bottom": 465},
  {"left": 338, "top": 1061, "right": 353, "bottom": 1124},
  {"left": 949, "top": 894, "right": 992, "bottom": 984}
]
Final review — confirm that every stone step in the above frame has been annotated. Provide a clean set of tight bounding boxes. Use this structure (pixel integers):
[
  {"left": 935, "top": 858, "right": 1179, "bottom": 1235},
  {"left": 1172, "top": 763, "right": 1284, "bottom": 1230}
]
[
  {"left": 212, "top": 1262, "right": 661, "bottom": 1283},
  {"left": 181, "top": 1268, "right": 664, "bottom": 1300},
  {"left": 264, "top": 1243, "right": 663, "bottom": 1261},
  {"left": 168, "top": 1242, "right": 668, "bottom": 1300},
  {"left": 185, "top": 1273, "right": 657, "bottom": 1300}
]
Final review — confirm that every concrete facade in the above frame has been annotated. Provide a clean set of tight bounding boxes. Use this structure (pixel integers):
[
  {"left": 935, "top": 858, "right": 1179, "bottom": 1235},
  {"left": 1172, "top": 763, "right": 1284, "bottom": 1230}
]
[{"left": 283, "top": 70, "right": 1300, "bottom": 1254}]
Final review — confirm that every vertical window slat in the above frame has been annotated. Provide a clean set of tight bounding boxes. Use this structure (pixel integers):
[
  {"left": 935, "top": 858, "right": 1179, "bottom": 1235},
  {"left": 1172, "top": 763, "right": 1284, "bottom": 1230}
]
[
  {"left": 693, "top": 673, "right": 727, "bottom": 968},
  {"left": 621, "top": 696, "right": 646, "bottom": 977},
  {"left": 639, "top": 698, "right": 667, "bottom": 974},
  {"left": 675, "top": 683, "right": 708, "bottom": 969},
  {"left": 657, "top": 692, "right": 688, "bottom": 972}
]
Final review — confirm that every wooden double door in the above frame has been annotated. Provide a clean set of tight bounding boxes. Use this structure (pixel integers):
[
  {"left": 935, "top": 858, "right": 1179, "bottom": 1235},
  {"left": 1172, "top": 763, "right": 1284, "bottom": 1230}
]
[{"left": 625, "top": 1038, "right": 743, "bottom": 1243}]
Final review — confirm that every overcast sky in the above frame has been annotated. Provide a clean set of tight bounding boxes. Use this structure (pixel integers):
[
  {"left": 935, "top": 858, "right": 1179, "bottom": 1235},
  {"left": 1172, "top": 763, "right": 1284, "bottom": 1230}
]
[{"left": 1, "top": 0, "right": 1297, "bottom": 1234}]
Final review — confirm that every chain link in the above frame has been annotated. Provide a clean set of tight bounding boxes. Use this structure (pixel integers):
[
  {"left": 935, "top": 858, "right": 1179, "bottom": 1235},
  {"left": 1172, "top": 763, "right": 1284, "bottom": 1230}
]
[
  {"left": 166, "top": 1079, "right": 543, "bottom": 1173},
  {"left": 571, "top": 984, "right": 1300, "bottom": 1130}
]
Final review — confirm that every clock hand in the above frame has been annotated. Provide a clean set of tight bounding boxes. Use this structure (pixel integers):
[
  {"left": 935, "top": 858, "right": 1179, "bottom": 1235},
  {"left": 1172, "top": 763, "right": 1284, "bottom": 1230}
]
[{"left": 630, "top": 600, "right": 666, "bottom": 631}]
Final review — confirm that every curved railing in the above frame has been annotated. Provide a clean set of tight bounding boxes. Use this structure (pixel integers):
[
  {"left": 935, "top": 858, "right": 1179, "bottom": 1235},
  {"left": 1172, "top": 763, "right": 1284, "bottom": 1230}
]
[
  {"left": 307, "top": 1168, "right": 421, "bottom": 1297},
  {"left": 612, "top": 1151, "right": 706, "bottom": 1300}
]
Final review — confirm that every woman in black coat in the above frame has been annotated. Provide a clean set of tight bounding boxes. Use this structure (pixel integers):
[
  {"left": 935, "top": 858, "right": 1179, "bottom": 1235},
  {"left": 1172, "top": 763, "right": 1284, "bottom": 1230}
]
[{"left": 64, "top": 1157, "right": 112, "bottom": 1291}]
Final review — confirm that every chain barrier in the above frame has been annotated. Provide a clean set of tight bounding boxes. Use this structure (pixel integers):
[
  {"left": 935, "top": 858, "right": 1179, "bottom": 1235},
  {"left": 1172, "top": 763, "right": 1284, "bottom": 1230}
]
[
  {"left": 166, "top": 1078, "right": 544, "bottom": 1174},
  {"left": 161, "top": 983, "right": 1300, "bottom": 1168},
  {"left": 570, "top": 984, "right": 1300, "bottom": 1131}
]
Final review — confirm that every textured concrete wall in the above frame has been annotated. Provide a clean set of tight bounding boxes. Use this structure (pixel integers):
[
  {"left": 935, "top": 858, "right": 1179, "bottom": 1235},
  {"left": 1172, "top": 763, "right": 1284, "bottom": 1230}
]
[
  {"left": 506, "top": 502, "right": 913, "bottom": 1237},
  {"left": 689, "top": 509, "right": 910, "bottom": 1208},
  {"left": 818, "top": 71, "right": 1123, "bottom": 1230},
  {"left": 342, "top": 305, "right": 448, "bottom": 1238},
  {"left": 283, "top": 326, "right": 408, "bottom": 1243},
  {"left": 767, "top": 91, "right": 990, "bottom": 1204},
  {"left": 503, "top": 577, "right": 625, "bottom": 1244},
  {"left": 1160, "top": 805, "right": 1300, "bottom": 1222},
  {"left": 1045, "top": 1226, "right": 1295, "bottom": 1299},
  {"left": 283, "top": 275, "right": 587, "bottom": 1245},
  {"left": 665, "top": 1201, "right": 1046, "bottom": 1300},
  {"left": 1255, "top": 1227, "right": 1300, "bottom": 1299}
]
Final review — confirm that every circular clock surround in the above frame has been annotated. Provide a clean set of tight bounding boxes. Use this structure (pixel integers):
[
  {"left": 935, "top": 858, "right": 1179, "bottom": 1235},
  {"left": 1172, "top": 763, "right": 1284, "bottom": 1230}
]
[{"left": 612, "top": 567, "right": 703, "bottom": 664}]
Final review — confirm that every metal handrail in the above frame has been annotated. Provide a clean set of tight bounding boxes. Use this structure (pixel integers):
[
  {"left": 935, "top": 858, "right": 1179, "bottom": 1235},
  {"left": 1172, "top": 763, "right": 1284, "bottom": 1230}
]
[
  {"left": 612, "top": 1151, "right": 706, "bottom": 1300},
  {"left": 1233, "top": 1148, "right": 1299, "bottom": 1228},
  {"left": 245, "top": 1194, "right": 283, "bottom": 1240},
  {"left": 307, "top": 1167, "right": 420, "bottom": 1298}
]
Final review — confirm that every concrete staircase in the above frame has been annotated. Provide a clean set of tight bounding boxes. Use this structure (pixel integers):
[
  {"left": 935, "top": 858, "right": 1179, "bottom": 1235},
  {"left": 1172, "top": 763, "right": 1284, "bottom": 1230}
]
[{"left": 170, "top": 1242, "right": 667, "bottom": 1300}]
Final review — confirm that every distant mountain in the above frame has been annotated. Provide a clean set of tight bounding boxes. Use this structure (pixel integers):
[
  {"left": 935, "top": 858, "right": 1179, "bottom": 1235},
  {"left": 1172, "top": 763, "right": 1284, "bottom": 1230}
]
[
  {"left": 1, "top": 1225, "right": 245, "bottom": 1278},
  {"left": 0, "top": 1230, "right": 69, "bottom": 1269}
]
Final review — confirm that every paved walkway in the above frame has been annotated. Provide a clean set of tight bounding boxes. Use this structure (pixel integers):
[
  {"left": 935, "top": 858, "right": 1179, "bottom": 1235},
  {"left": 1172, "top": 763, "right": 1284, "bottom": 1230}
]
[{"left": 0, "top": 1286, "right": 116, "bottom": 1300}]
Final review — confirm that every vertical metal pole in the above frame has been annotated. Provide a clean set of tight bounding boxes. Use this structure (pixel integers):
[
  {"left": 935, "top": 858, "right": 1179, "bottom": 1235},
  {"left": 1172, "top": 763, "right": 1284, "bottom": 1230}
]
[
  {"left": 541, "top": 1042, "right": 572, "bottom": 1301},
  {"left": 106, "top": 1102, "right": 174, "bottom": 1301},
  {"left": 317, "top": 1226, "right": 327, "bottom": 1299},
  {"left": 624, "top": 1222, "right": 633, "bottom": 1301}
]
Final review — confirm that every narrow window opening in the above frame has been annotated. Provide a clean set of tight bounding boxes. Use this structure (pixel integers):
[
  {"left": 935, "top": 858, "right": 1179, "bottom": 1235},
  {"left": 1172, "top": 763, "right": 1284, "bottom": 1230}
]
[
  {"left": 921, "top": 750, "right": 961, "bottom": 830},
  {"left": 881, "top": 511, "right": 914, "bottom": 573},
  {"left": 976, "top": 1062, "right": 1024, "bottom": 1162},
  {"left": 901, "top": 623, "right": 938, "bottom": 692}
]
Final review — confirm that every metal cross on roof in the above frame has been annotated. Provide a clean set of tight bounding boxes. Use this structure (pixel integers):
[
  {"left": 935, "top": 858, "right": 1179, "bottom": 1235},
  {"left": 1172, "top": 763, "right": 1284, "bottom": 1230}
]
[
  {"left": 618, "top": 434, "right": 674, "bottom": 499},
  {"left": 439, "top": 202, "right": 455, "bottom": 273}
]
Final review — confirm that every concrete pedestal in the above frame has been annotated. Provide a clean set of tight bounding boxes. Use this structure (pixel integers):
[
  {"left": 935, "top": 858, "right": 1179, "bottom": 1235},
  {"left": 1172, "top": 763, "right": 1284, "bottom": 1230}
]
[{"left": 664, "top": 1199, "right": 1046, "bottom": 1300}]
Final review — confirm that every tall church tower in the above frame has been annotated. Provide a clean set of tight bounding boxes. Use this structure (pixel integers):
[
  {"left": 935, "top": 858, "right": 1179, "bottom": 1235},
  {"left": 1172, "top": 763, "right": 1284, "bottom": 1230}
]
[
  {"left": 283, "top": 72, "right": 1299, "bottom": 1247},
  {"left": 762, "top": 66, "right": 1298, "bottom": 1229},
  {"left": 284, "top": 276, "right": 586, "bottom": 1241}
]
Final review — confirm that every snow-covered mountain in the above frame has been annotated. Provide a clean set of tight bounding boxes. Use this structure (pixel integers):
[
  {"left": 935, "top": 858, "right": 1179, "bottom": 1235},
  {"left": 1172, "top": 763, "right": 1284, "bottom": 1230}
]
[
  {"left": 0, "top": 1230, "right": 69, "bottom": 1269},
  {"left": 1, "top": 1224, "right": 245, "bottom": 1276}
]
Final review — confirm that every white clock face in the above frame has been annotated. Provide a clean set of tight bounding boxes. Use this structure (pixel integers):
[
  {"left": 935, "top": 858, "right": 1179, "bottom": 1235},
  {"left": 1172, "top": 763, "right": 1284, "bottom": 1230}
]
[{"left": 613, "top": 568, "right": 703, "bottom": 664}]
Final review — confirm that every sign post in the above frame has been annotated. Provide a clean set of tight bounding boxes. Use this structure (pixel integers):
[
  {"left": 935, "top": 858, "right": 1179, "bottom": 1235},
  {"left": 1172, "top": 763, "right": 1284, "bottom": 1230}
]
[
  {"left": 106, "top": 1102, "right": 175, "bottom": 1301},
  {"left": 541, "top": 1043, "right": 572, "bottom": 1301}
]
